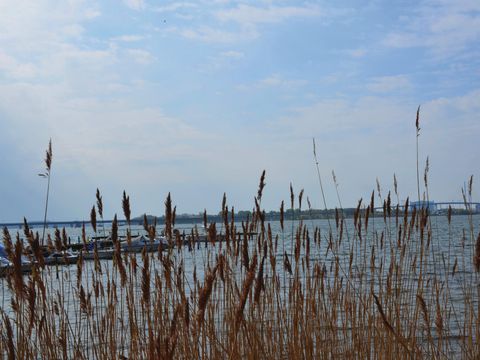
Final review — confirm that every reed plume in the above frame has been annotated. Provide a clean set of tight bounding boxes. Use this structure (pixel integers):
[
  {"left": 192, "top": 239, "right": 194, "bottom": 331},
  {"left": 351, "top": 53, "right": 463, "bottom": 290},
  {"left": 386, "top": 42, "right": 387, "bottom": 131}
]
[
  {"left": 28, "top": 231, "right": 44, "bottom": 267},
  {"left": 61, "top": 227, "right": 68, "bottom": 248},
  {"left": 222, "top": 192, "right": 227, "bottom": 215},
  {"left": 111, "top": 215, "right": 118, "bottom": 244},
  {"left": 143, "top": 213, "right": 149, "bottom": 233},
  {"left": 54, "top": 228, "right": 62, "bottom": 252},
  {"left": 90, "top": 206, "right": 97, "bottom": 234},
  {"left": 39, "top": 139, "right": 52, "bottom": 245},
  {"left": 3, "top": 227, "right": 13, "bottom": 260},
  {"left": 122, "top": 191, "right": 131, "bottom": 226},
  {"left": 23, "top": 217, "right": 31, "bottom": 239},
  {"left": 280, "top": 201, "right": 284, "bottom": 231},
  {"left": 257, "top": 170, "right": 266, "bottom": 202},
  {"left": 290, "top": 183, "right": 294, "bottom": 210},
  {"left": 96, "top": 188, "right": 103, "bottom": 219},
  {"left": 165, "top": 193, "right": 173, "bottom": 241},
  {"left": 283, "top": 251, "right": 292, "bottom": 275},
  {"left": 196, "top": 264, "right": 218, "bottom": 327},
  {"left": 12, "top": 238, "right": 25, "bottom": 297},
  {"left": 298, "top": 189, "right": 304, "bottom": 210}
]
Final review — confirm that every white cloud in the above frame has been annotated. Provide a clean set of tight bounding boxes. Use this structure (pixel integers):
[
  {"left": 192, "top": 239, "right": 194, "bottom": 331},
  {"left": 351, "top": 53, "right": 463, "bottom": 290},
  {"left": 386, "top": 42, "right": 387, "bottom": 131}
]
[
  {"left": 422, "top": 89, "right": 480, "bottom": 128},
  {"left": 178, "top": 25, "right": 258, "bottom": 43},
  {"left": 383, "top": 0, "right": 480, "bottom": 58},
  {"left": 164, "top": 3, "right": 345, "bottom": 44},
  {"left": 111, "top": 35, "right": 144, "bottom": 42},
  {"left": 238, "top": 74, "right": 308, "bottom": 91},
  {"left": 201, "top": 50, "right": 245, "bottom": 71},
  {"left": 61, "top": 24, "right": 85, "bottom": 37},
  {"left": 154, "top": 2, "right": 197, "bottom": 13},
  {"left": 0, "top": 1, "right": 119, "bottom": 82},
  {"left": 127, "top": 49, "right": 155, "bottom": 64},
  {"left": 220, "top": 50, "right": 244, "bottom": 59},
  {"left": 0, "top": 1, "right": 92, "bottom": 48},
  {"left": 344, "top": 48, "right": 367, "bottom": 58},
  {"left": 278, "top": 96, "right": 412, "bottom": 135},
  {"left": 123, "top": 0, "right": 145, "bottom": 11},
  {"left": 366, "top": 75, "right": 412, "bottom": 93},
  {"left": 0, "top": 52, "right": 37, "bottom": 78},
  {"left": 214, "top": 4, "right": 323, "bottom": 25},
  {"left": 259, "top": 74, "right": 307, "bottom": 88},
  {"left": 84, "top": 7, "right": 101, "bottom": 19}
]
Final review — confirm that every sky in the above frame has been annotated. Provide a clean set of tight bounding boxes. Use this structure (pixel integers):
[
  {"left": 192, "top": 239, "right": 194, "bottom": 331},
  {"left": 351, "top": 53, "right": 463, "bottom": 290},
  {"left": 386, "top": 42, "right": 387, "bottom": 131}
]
[{"left": 0, "top": 0, "right": 479, "bottom": 222}]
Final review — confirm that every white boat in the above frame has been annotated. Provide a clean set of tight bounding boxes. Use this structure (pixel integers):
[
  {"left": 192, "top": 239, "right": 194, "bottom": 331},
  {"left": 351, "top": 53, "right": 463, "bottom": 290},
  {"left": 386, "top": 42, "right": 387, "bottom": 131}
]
[
  {"left": 44, "top": 250, "right": 78, "bottom": 265},
  {"left": 79, "top": 241, "right": 115, "bottom": 260},
  {"left": 120, "top": 235, "right": 168, "bottom": 253},
  {"left": 82, "top": 248, "right": 115, "bottom": 260}
]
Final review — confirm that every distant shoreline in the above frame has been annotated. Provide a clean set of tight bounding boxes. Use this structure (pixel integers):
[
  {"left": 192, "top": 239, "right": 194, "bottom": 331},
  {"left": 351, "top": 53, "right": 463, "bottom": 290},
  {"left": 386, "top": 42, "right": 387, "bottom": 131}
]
[{"left": 1, "top": 208, "right": 478, "bottom": 228}]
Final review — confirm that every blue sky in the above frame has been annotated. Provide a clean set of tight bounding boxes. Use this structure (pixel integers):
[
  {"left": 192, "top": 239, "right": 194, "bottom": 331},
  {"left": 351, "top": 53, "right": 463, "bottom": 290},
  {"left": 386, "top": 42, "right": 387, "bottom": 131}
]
[{"left": 0, "top": 0, "right": 479, "bottom": 222}]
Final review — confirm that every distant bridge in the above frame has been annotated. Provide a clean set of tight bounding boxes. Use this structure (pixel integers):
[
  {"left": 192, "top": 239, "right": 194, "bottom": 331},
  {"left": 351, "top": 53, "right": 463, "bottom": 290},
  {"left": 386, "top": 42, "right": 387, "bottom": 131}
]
[
  {"left": 374, "top": 201, "right": 480, "bottom": 212},
  {"left": 434, "top": 202, "right": 480, "bottom": 208}
]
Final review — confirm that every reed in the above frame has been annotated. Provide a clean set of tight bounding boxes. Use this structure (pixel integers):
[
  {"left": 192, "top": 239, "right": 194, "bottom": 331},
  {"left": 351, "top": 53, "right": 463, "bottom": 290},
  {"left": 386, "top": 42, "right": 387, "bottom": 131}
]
[
  {"left": 0, "top": 112, "right": 478, "bottom": 359},
  {"left": 0, "top": 189, "right": 478, "bottom": 359},
  {"left": 39, "top": 139, "right": 52, "bottom": 246}
]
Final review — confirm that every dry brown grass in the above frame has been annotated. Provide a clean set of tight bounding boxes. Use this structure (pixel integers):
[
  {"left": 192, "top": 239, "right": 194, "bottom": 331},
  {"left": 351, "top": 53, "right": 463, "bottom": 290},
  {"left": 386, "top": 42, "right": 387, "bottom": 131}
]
[
  {"left": 1, "top": 117, "right": 479, "bottom": 358},
  {"left": 0, "top": 186, "right": 478, "bottom": 359}
]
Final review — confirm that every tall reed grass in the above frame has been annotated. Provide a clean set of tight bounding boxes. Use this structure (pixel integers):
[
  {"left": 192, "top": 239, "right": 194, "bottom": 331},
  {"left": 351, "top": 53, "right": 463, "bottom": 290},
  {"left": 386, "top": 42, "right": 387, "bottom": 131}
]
[
  {"left": 1, "top": 183, "right": 478, "bottom": 359},
  {"left": 0, "top": 111, "right": 478, "bottom": 359}
]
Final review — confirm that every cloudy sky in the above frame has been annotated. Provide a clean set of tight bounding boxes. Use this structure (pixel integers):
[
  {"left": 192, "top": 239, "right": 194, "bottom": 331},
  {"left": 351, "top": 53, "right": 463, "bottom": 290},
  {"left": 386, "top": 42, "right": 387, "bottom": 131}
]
[{"left": 0, "top": 0, "right": 479, "bottom": 222}]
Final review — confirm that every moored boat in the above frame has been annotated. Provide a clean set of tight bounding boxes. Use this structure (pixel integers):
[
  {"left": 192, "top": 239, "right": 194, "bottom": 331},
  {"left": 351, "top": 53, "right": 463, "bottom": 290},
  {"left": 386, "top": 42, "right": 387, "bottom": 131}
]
[
  {"left": 120, "top": 235, "right": 168, "bottom": 253},
  {"left": 82, "top": 248, "right": 115, "bottom": 260},
  {"left": 44, "top": 251, "right": 78, "bottom": 266}
]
